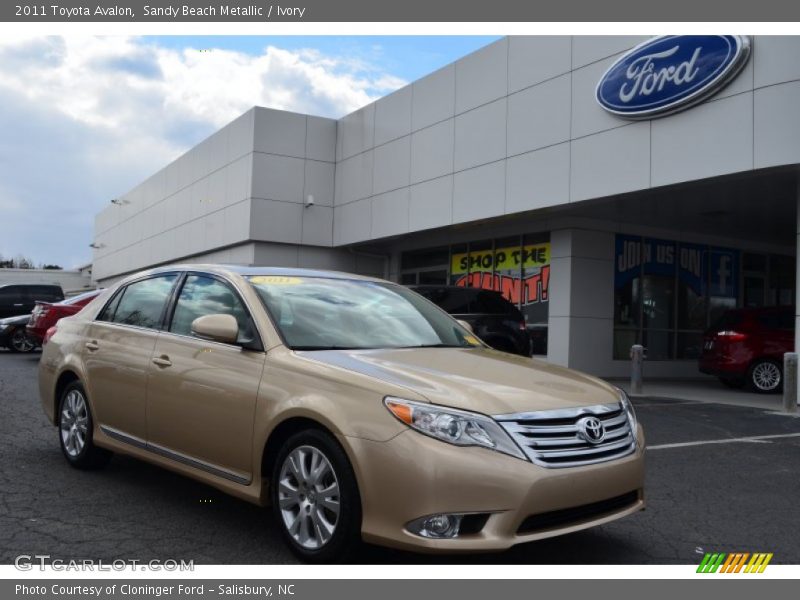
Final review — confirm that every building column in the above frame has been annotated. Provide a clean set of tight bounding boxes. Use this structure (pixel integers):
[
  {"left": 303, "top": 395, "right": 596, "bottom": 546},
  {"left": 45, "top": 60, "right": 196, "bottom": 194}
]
[
  {"left": 546, "top": 229, "right": 616, "bottom": 375},
  {"left": 795, "top": 177, "right": 800, "bottom": 406}
]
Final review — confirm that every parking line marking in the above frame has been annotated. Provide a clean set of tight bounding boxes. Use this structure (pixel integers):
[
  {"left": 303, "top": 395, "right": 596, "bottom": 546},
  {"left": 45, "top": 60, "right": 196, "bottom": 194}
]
[{"left": 648, "top": 432, "right": 800, "bottom": 450}]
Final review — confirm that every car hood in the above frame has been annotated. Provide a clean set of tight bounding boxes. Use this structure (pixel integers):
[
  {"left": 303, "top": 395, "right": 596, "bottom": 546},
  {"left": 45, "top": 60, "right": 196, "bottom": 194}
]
[{"left": 296, "top": 347, "right": 621, "bottom": 415}]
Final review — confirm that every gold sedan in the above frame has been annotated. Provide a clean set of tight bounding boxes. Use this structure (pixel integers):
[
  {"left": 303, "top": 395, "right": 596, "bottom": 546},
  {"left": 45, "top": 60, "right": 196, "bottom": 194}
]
[{"left": 39, "top": 265, "right": 645, "bottom": 562}]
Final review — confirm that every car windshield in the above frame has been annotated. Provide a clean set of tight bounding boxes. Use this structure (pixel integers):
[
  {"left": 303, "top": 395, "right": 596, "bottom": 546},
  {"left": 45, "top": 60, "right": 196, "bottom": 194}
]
[{"left": 248, "top": 276, "right": 480, "bottom": 351}]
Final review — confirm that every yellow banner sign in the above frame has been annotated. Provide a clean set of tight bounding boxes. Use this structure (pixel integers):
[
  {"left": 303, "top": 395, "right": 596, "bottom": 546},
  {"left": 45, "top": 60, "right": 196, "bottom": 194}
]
[{"left": 451, "top": 243, "right": 550, "bottom": 275}]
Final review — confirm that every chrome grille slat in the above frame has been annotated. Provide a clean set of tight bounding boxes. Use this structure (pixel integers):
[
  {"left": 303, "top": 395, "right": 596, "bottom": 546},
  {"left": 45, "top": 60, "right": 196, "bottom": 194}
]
[
  {"left": 531, "top": 427, "right": 631, "bottom": 449},
  {"left": 535, "top": 436, "right": 633, "bottom": 457},
  {"left": 495, "top": 402, "right": 636, "bottom": 468}
]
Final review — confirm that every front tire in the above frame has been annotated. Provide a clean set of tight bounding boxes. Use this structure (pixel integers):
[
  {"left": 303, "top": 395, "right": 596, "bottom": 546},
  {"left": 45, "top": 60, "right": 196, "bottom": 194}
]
[
  {"left": 748, "top": 359, "right": 782, "bottom": 394},
  {"left": 8, "top": 328, "right": 35, "bottom": 353},
  {"left": 271, "top": 429, "right": 361, "bottom": 563},
  {"left": 58, "top": 381, "right": 112, "bottom": 469}
]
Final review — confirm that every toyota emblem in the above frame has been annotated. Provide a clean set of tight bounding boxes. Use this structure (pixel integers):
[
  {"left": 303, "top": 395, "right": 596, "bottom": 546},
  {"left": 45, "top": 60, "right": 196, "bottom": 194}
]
[{"left": 578, "top": 416, "right": 606, "bottom": 444}]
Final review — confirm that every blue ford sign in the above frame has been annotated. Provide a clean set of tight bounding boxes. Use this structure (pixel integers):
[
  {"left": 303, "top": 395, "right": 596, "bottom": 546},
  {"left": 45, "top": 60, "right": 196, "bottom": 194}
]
[{"left": 596, "top": 35, "right": 751, "bottom": 119}]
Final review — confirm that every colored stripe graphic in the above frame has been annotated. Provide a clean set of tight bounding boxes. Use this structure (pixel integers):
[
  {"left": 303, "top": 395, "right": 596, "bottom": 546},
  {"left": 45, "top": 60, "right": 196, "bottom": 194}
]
[
  {"left": 697, "top": 553, "right": 726, "bottom": 573},
  {"left": 697, "top": 552, "right": 772, "bottom": 573}
]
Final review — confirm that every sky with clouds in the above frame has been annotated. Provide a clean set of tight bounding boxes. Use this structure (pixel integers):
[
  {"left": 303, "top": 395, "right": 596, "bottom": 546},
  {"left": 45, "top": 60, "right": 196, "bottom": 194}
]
[{"left": 0, "top": 35, "right": 498, "bottom": 269}]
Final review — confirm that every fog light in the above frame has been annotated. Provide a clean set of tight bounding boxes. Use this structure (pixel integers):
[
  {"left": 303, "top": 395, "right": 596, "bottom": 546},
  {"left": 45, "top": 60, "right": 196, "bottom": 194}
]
[{"left": 406, "top": 513, "right": 463, "bottom": 538}]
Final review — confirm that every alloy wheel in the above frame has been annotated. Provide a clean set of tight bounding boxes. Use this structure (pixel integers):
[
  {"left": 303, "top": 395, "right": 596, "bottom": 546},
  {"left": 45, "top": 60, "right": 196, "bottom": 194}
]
[
  {"left": 752, "top": 361, "right": 781, "bottom": 392},
  {"left": 277, "top": 445, "right": 341, "bottom": 550},
  {"left": 60, "top": 389, "right": 89, "bottom": 457},
  {"left": 10, "top": 329, "right": 34, "bottom": 352}
]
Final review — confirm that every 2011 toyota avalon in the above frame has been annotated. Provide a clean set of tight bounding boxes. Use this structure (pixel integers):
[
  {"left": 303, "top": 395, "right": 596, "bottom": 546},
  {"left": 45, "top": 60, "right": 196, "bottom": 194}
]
[{"left": 39, "top": 265, "right": 645, "bottom": 562}]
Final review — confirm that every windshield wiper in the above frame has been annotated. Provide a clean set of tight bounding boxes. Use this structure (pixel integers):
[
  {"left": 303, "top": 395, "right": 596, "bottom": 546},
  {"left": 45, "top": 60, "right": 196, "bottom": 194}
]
[
  {"left": 292, "top": 345, "right": 370, "bottom": 351},
  {"left": 397, "top": 344, "right": 469, "bottom": 349}
]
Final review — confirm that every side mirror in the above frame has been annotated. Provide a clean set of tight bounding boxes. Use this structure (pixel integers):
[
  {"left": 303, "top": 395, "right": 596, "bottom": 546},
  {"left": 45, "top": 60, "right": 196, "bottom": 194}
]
[
  {"left": 191, "top": 314, "right": 239, "bottom": 345},
  {"left": 456, "top": 319, "right": 474, "bottom": 334}
]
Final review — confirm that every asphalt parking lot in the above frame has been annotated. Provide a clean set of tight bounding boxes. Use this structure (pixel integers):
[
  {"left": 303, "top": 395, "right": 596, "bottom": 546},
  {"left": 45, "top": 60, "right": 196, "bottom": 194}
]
[{"left": 1, "top": 350, "right": 799, "bottom": 565}]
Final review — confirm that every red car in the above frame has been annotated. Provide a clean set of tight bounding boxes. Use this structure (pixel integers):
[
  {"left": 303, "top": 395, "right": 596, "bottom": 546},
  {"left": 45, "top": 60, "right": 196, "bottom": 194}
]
[
  {"left": 26, "top": 289, "right": 103, "bottom": 346},
  {"left": 699, "top": 306, "right": 794, "bottom": 393}
]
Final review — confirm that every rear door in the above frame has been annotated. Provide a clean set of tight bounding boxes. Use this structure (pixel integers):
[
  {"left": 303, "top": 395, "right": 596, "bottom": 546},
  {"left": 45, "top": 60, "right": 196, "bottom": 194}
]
[
  {"left": 145, "top": 273, "right": 265, "bottom": 484},
  {"left": 83, "top": 274, "right": 179, "bottom": 442}
]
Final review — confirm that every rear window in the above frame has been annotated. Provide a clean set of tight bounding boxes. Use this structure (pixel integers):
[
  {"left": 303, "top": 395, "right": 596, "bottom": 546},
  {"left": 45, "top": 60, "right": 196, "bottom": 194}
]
[
  {"left": 711, "top": 311, "right": 743, "bottom": 332},
  {"left": 470, "top": 290, "right": 521, "bottom": 316},
  {"left": 757, "top": 312, "right": 794, "bottom": 331},
  {"left": 414, "top": 287, "right": 473, "bottom": 314}
]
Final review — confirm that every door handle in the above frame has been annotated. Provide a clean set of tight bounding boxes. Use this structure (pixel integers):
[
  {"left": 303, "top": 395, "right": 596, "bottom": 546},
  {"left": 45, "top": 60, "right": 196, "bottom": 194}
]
[
  {"left": 152, "top": 355, "right": 172, "bottom": 368},
  {"left": 85, "top": 341, "right": 99, "bottom": 351},
  {"left": 13, "top": 303, "right": 23, "bottom": 307}
]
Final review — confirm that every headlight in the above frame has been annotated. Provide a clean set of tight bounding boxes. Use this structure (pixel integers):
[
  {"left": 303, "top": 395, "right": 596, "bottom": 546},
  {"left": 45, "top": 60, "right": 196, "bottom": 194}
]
[
  {"left": 384, "top": 397, "right": 527, "bottom": 461},
  {"left": 618, "top": 388, "right": 638, "bottom": 444}
]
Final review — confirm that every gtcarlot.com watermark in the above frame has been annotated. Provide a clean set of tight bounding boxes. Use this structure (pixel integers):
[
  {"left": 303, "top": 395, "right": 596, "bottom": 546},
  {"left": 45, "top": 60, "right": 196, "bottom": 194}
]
[{"left": 14, "top": 554, "right": 194, "bottom": 572}]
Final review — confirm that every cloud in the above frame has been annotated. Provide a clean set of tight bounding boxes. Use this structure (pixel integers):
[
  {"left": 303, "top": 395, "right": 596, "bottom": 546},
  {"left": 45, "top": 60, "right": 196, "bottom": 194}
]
[{"left": 0, "top": 36, "right": 406, "bottom": 268}]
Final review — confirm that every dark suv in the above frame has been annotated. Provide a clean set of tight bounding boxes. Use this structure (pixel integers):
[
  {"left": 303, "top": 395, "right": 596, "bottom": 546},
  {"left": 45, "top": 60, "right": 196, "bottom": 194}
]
[
  {"left": 699, "top": 306, "right": 794, "bottom": 393},
  {"left": 0, "top": 284, "right": 64, "bottom": 319},
  {"left": 410, "top": 285, "right": 532, "bottom": 356}
]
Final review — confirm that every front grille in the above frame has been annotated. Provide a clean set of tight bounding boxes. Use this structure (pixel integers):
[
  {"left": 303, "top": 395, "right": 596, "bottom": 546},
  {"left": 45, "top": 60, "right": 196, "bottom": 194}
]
[
  {"left": 516, "top": 491, "right": 639, "bottom": 534},
  {"left": 495, "top": 402, "right": 636, "bottom": 468}
]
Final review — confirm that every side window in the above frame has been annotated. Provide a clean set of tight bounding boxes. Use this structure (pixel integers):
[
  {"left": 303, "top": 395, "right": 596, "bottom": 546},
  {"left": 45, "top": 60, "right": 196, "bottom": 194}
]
[
  {"left": 97, "top": 289, "right": 124, "bottom": 322},
  {"left": 0, "top": 286, "right": 22, "bottom": 304},
  {"left": 31, "top": 286, "right": 63, "bottom": 302},
  {"left": 109, "top": 275, "right": 178, "bottom": 330},
  {"left": 169, "top": 275, "right": 255, "bottom": 344}
]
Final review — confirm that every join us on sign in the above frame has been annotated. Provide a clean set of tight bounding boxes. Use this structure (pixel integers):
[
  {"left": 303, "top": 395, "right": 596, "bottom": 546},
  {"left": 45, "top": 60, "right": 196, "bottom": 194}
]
[{"left": 596, "top": 35, "right": 751, "bottom": 119}]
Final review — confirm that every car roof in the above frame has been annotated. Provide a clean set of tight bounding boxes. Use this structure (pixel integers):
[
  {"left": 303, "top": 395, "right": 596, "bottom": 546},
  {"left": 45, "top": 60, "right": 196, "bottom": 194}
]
[
  {"left": 0, "top": 283, "right": 62, "bottom": 289},
  {"left": 120, "top": 264, "right": 389, "bottom": 285}
]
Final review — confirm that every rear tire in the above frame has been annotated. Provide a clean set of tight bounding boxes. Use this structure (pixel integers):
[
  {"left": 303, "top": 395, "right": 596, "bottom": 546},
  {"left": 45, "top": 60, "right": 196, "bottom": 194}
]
[
  {"left": 58, "top": 381, "right": 112, "bottom": 469},
  {"left": 747, "top": 359, "right": 782, "bottom": 394},
  {"left": 271, "top": 429, "right": 361, "bottom": 563}
]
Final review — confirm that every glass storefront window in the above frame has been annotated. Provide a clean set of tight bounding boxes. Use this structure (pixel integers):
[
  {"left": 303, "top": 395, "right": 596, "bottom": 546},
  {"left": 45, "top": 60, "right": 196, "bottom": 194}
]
[
  {"left": 769, "top": 254, "right": 794, "bottom": 307},
  {"left": 614, "top": 235, "right": 641, "bottom": 329},
  {"left": 402, "top": 234, "right": 550, "bottom": 355},
  {"left": 615, "top": 234, "right": 794, "bottom": 361},
  {"left": 449, "top": 244, "right": 468, "bottom": 286}
]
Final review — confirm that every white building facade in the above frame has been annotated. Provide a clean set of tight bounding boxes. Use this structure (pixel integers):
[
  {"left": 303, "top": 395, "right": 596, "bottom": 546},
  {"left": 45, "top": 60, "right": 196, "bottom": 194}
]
[{"left": 92, "top": 35, "right": 800, "bottom": 378}]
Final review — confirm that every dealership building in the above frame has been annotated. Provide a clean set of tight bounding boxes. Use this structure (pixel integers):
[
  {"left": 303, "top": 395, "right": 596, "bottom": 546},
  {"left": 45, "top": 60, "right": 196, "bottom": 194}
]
[{"left": 92, "top": 35, "right": 800, "bottom": 379}]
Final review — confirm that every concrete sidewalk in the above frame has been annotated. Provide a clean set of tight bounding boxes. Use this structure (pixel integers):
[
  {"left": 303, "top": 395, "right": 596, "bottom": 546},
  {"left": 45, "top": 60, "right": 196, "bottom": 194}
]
[{"left": 607, "top": 377, "right": 797, "bottom": 414}]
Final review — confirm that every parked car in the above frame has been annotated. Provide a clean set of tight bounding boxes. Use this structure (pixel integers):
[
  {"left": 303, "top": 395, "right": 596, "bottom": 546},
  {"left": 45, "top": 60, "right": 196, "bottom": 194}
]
[
  {"left": 409, "top": 285, "right": 532, "bottom": 356},
  {"left": 0, "top": 314, "right": 37, "bottom": 352},
  {"left": 40, "top": 266, "right": 644, "bottom": 562},
  {"left": 27, "top": 289, "right": 103, "bottom": 346},
  {"left": 0, "top": 284, "right": 64, "bottom": 319},
  {"left": 699, "top": 306, "right": 794, "bottom": 393}
]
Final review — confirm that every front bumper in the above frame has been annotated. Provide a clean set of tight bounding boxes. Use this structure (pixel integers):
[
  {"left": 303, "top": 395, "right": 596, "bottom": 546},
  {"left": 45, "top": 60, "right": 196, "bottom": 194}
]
[
  {"left": 698, "top": 355, "right": 745, "bottom": 377},
  {"left": 346, "top": 423, "right": 645, "bottom": 553}
]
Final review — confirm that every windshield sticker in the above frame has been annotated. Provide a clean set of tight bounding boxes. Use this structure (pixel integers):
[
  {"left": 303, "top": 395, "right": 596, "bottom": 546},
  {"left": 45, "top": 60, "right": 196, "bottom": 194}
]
[{"left": 250, "top": 276, "right": 303, "bottom": 286}]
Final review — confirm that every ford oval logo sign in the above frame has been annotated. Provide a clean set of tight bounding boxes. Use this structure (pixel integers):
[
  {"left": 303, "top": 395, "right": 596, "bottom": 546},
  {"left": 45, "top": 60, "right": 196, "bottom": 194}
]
[{"left": 596, "top": 35, "right": 751, "bottom": 119}]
